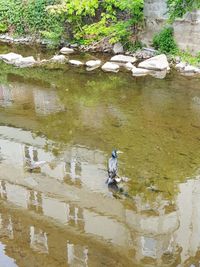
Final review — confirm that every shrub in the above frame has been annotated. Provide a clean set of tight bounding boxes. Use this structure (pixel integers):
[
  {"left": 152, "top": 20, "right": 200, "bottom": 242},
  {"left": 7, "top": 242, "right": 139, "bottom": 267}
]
[{"left": 153, "top": 27, "right": 178, "bottom": 54}]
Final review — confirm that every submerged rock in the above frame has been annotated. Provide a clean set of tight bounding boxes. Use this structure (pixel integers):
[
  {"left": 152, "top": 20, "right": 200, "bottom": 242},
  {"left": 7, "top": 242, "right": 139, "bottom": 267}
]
[
  {"left": 102, "top": 62, "right": 120, "bottom": 73},
  {"left": 50, "top": 55, "right": 67, "bottom": 64},
  {"left": 69, "top": 59, "right": 83, "bottom": 66},
  {"left": 113, "top": 42, "right": 124, "bottom": 54},
  {"left": 110, "top": 54, "right": 137, "bottom": 63},
  {"left": 60, "top": 47, "right": 74, "bottom": 55},
  {"left": 0, "top": 52, "right": 23, "bottom": 64},
  {"left": 138, "top": 54, "right": 169, "bottom": 71}
]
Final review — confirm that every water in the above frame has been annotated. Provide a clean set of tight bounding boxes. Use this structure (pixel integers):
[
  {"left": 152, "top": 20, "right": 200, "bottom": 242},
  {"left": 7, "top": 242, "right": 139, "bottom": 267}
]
[{"left": 0, "top": 44, "right": 200, "bottom": 266}]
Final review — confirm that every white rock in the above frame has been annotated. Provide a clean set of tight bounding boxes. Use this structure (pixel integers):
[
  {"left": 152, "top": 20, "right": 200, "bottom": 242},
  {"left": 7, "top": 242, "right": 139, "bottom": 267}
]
[
  {"left": 14, "top": 56, "right": 36, "bottom": 68},
  {"left": 86, "top": 60, "right": 101, "bottom": 68},
  {"left": 113, "top": 42, "right": 124, "bottom": 54},
  {"left": 69, "top": 60, "right": 83, "bottom": 66},
  {"left": 175, "top": 62, "right": 186, "bottom": 70},
  {"left": 51, "top": 55, "right": 67, "bottom": 63},
  {"left": 0, "top": 52, "right": 23, "bottom": 64},
  {"left": 138, "top": 54, "right": 169, "bottom": 71},
  {"left": 183, "top": 65, "right": 200, "bottom": 73},
  {"left": 60, "top": 47, "right": 74, "bottom": 55},
  {"left": 132, "top": 67, "right": 152, "bottom": 77},
  {"left": 110, "top": 54, "right": 137, "bottom": 63},
  {"left": 102, "top": 62, "right": 120, "bottom": 73},
  {"left": 125, "top": 62, "right": 135, "bottom": 71},
  {"left": 150, "top": 70, "right": 167, "bottom": 79}
]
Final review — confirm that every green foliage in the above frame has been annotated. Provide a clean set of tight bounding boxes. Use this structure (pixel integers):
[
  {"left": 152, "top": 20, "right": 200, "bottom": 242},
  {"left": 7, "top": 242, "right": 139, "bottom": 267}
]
[
  {"left": 0, "top": 0, "right": 64, "bottom": 44},
  {"left": 0, "top": 23, "right": 7, "bottom": 33},
  {"left": 167, "top": 0, "right": 200, "bottom": 21},
  {"left": 178, "top": 50, "right": 200, "bottom": 66},
  {"left": 48, "top": 0, "right": 144, "bottom": 45},
  {"left": 153, "top": 27, "right": 178, "bottom": 54}
]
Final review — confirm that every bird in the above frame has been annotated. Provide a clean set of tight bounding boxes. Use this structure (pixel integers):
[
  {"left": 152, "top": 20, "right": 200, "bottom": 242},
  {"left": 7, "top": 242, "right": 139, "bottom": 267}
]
[{"left": 106, "top": 150, "right": 123, "bottom": 185}]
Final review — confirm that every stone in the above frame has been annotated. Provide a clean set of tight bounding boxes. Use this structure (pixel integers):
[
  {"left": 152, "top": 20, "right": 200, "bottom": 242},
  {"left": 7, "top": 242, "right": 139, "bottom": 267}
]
[
  {"left": 0, "top": 52, "right": 23, "bottom": 64},
  {"left": 150, "top": 70, "right": 167, "bottom": 79},
  {"left": 51, "top": 55, "right": 67, "bottom": 63},
  {"left": 125, "top": 62, "right": 135, "bottom": 71},
  {"left": 132, "top": 67, "right": 152, "bottom": 77},
  {"left": 14, "top": 56, "right": 36, "bottom": 68},
  {"left": 138, "top": 54, "right": 169, "bottom": 71},
  {"left": 101, "top": 62, "right": 120, "bottom": 73},
  {"left": 113, "top": 42, "right": 124, "bottom": 54},
  {"left": 69, "top": 60, "right": 83, "bottom": 66},
  {"left": 183, "top": 65, "right": 200, "bottom": 73},
  {"left": 110, "top": 54, "right": 137, "bottom": 63},
  {"left": 60, "top": 47, "right": 74, "bottom": 55},
  {"left": 86, "top": 60, "right": 101, "bottom": 68},
  {"left": 175, "top": 62, "right": 187, "bottom": 70}
]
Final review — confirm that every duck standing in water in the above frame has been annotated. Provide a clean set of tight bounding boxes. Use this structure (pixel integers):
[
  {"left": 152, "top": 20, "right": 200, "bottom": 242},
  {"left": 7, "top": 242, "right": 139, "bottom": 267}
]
[{"left": 106, "top": 150, "right": 123, "bottom": 188}]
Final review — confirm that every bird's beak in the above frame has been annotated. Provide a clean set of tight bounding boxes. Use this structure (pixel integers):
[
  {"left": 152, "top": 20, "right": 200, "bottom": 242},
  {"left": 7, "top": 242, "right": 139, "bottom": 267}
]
[{"left": 117, "top": 150, "right": 123, "bottom": 154}]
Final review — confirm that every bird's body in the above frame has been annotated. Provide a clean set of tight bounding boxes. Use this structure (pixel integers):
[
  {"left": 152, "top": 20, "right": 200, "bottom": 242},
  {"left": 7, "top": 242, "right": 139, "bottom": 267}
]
[{"left": 107, "top": 150, "right": 121, "bottom": 185}]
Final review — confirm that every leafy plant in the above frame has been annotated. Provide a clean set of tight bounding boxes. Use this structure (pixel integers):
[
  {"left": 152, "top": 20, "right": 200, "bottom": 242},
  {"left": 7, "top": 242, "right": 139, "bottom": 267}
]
[
  {"left": 167, "top": 0, "right": 200, "bottom": 21},
  {"left": 153, "top": 27, "right": 178, "bottom": 54}
]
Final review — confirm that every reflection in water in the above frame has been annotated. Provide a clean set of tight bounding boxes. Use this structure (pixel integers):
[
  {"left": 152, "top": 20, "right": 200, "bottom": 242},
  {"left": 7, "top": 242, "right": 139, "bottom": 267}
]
[{"left": 0, "top": 53, "right": 200, "bottom": 266}]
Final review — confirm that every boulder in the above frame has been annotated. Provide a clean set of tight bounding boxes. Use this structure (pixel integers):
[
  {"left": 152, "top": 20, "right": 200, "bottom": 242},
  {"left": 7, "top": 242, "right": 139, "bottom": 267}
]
[
  {"left": 150, "top": 70, "right": 167, "bottom": 79},
  {"left": 175, "top": 62, "right": 186, "bottom": 70},
  {"left": 132, "top": 67, "right": 152, "bottom": 77},
  {"left": 182, "top": 65, "right": 200, "bottom": 73},
  {"left": 50, "top": 55, "right": 67, "bottom": 63},
  {"left": 69, "top": 60, "right": 83, "bottom": 66},
  {"left": 138, "top": 54, "right": 169, "bottom": 71},
  {"left": 110, "top": 54, "right": 137, "bottom": 63},
  {"left": 113, "top": 42, "right": 124, "bottom": 54},
  {"left": 125, "top": 62, "right": 135, "bottom": 71},
  {"left": 86, "top": 60, "right": 101, "bottom": 68},
  {"left": 86, "top": 60, "right": 101, "bottom": 71},
  {"left": 60, "top": 47, "right": 74, "bottom": 55},
  {"left": 102, "top": 62, "right": 120, "bottom": 73},
  {"left": 14, "top": 56, "right": 36, "bottom": 68},
  {"left": 0, "top": 52, "right": 23, "bottom": 64}
]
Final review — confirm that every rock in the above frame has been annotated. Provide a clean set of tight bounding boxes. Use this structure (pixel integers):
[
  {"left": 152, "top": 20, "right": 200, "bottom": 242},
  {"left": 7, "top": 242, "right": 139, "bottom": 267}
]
[
  {"left": 0, "top": 52, "right": 23, "bottom": 64},
  {"left": 125, "top": 62, "right": 135, "bottom": 71},
  {"left": 110, "top": 54, "right": 137, "bottom": 63},
  {"left": 86, "top": 60, "right": 101, "bottom": 71},
  {"left": 70, "top": 43, "right": 79, "bottom": 48},
  {"left": 50, "top": 55, "right": 67, "bottom": 64},
  {"left": 175, "top": 62, "right": 186, "bottom": 70},
  {"left": 150, "top": 70, "right": 167, "bottom": 79},
  {"left": 102, "top": 62, "right": 120, "bottom": 73},
  {"left": 14, "top": 56, "right": 36, "bottom": 68},
  {"left": 138, "top": 54, "right": 169, "bottom": 71},
  {"left": 135, "top": 48, "right": 157, "bottom": 59},
  {"left": 183, "top": 65, "right": 200, "bottom": 73},
  {"left": 113, "top": 42, "right": 124, "bottom": 54},
  {"left": 132, "top": 67, "right": 152, "bottom": 77},
  {"left": 86, "top": 60, "right": 101, "bottom": 68},
  {"left": 69, "top": 60, "right": 83, "bottom": 66},
  {"left": 60, "top": 47, "right": 74, "bottom": 55}
]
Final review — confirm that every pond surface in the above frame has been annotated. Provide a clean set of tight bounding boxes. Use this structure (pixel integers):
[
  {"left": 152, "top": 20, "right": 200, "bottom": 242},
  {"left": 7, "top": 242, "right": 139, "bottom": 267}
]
[{"left": 0, "top": 44, "right": 200, "bottom": 266}]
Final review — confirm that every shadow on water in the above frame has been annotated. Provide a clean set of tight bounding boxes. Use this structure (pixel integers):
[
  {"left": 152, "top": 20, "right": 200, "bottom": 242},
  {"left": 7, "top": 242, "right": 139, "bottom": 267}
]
[{"left": 0, "top": 44, "right": 200, "bottom": 266}]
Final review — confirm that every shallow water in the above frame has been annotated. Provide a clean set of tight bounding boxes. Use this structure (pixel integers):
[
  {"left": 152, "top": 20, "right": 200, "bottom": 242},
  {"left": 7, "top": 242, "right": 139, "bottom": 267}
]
[{"left": 0, "top": 44, "right": 200, "bottom": 266}]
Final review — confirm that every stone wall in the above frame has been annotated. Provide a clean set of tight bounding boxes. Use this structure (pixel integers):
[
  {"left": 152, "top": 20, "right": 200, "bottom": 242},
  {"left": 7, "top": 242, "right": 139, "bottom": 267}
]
[{"left": 142, "top": 0, "right": 200, "bottom": 53}]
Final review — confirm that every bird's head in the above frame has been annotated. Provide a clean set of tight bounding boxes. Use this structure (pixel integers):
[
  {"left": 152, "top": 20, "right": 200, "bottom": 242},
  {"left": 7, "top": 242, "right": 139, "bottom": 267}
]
[{"left": 111, "top": 150, "right": 123, "bottom": 158}]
